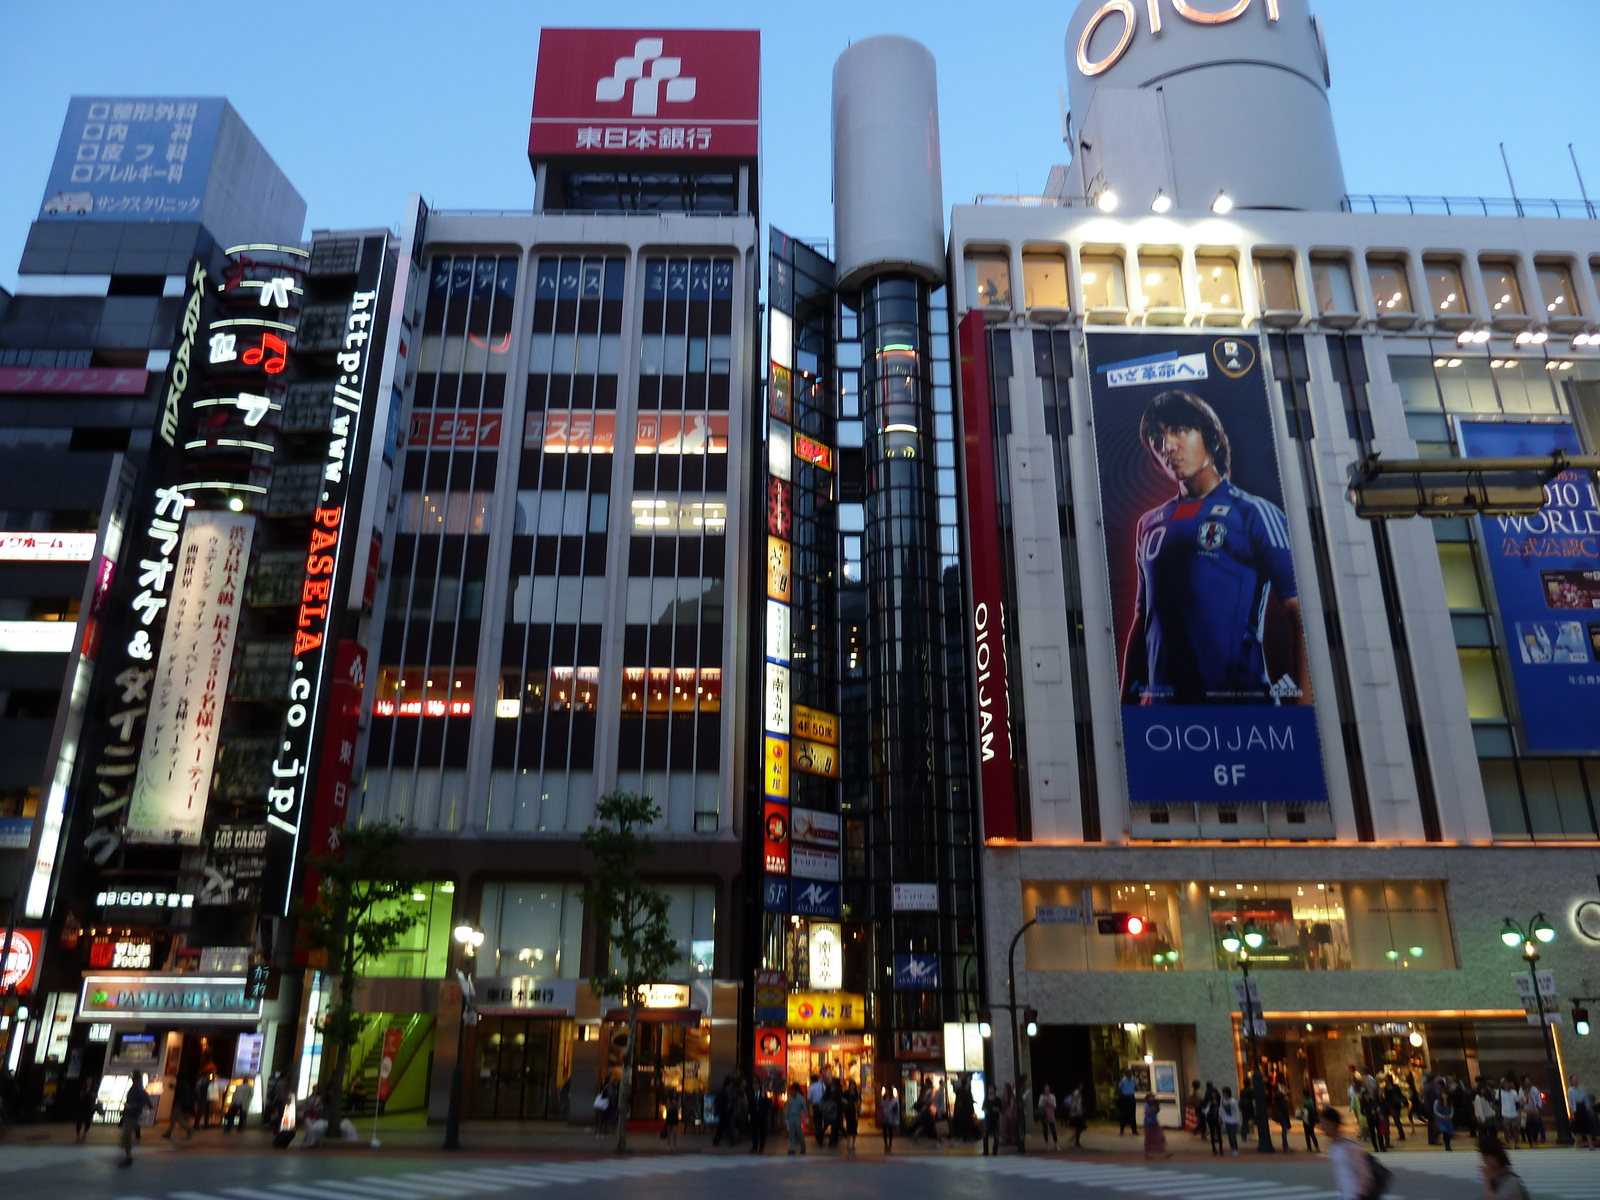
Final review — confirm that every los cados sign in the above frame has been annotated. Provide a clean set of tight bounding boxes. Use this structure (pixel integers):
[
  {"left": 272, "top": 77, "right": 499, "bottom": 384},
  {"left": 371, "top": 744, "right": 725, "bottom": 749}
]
[{"left": 1078, "top": 0, "right": 1282, "bottom": 77}]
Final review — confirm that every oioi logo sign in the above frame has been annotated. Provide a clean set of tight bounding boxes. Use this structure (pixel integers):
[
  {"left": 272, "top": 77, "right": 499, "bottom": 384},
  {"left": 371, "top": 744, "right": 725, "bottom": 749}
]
[{"left": 1077, "top": 0, "right": 1283, "bottom": 77}]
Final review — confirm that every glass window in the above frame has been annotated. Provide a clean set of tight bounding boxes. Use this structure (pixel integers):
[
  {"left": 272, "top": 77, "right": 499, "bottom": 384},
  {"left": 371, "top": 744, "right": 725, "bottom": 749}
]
[
  {"left": 362, "top": 880, "right": 456, "bottom": 978},
  {"left": 1435, "top": 357, "right": 1499, "bottom": 413},
  {"left": 1021, "top": 882, "right": 1183, "bottom": 972},
  {"left": 1436, "top": 543, "right": 1484, "bottom": 610},
  {"left": 1458, "top": 647, "right": 1506, "bottom": 719},
  {"left": 1138, "top": 254, "right": 1184, "bottom": 309},
  {"left": 1536, "top": 262, "right": 1581, "bottom": 318},
  {"left": 1022, "top": 253, "right": 1070, "bottom": 309},
  {"left": 1482, "top": 259, "right": 1526, "bottom": 316},
  {"left": 1423, "top": 259, "right": 1468, "bottom": 317},
  {"left": 629, "top": 495, "right": 728, "bottom": 535},
  {"left": 965, "top": 253, "right": 1011, "bottom": 309},
  {"left": 1311, "top": 256, "right": 1356, "bottom": 315},
  {"left": 478, "top": 882, "right": 586, "bottom": 979},
  {"left": 1389, "top": 356, "right": 1442, "bottom": 411},
  {"left": 1080, "top": 254, "right": 1127, "bottom": 310},
  {"left": 1195, "top": 254, "right": 1240, "bottom": 312},
  {"left": 1493, "top": 358, "right": 1560, "bottom": 415},
  {"left": 1367, "top": 257, "right": 1412, "bottom": 313},
  {"left": 1207, "top": 880, "right": 1455, "bottom": 971},
  {"left": 1254, "top": 256, "right": 1299, "bottom": 312}
]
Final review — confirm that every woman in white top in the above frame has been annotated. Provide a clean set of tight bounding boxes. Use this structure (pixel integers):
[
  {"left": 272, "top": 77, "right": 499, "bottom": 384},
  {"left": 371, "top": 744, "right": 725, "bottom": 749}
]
[
  {"left": 1568, "top": 1077, "right": 1595, "bottom": 1150},
  {"left": 1318, "top": 1107, "right": 1374, "bottom": 1200}
]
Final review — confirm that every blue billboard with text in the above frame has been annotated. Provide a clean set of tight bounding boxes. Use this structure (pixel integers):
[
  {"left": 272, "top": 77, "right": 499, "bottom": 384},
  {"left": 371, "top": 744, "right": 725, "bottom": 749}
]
[
  {"left": 1086, "top": 333, "right": 1328, "bottom": 806},
  {"left": 40, "top": 97, "right": 223, "bottom": 221},
  {"left": 1457, "top": 419, "right": 1600, "bottom": 754}
]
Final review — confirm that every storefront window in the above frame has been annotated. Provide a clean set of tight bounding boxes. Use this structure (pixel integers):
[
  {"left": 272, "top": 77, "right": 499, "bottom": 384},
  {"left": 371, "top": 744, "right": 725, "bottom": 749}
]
[
  {"left": 965, "top": 253, "right": 1011, "bottom": 310},
  {"left": 1253, "top": 256, "right": 1299, "bottom": 312},
  {"left": 1312, "top": 257, "right": 1356, "bottom": 316},
  {"left": 1423, "top": 259, "right": 1469, "bottom": 316},
  {"left": 363, "top": 880, "right": 456, "bottom": 977},
  {"left": 1022, "top": 882, "right": 1183, "bottom": 971},
  {"left": 478, "top": 881, "right": 586, "bottom": 979},
  {"left": 1482, "top": 259, "right": 1526, "bottom": 316},
  {"left": 1206, "top": 881, "right": 1455, "bottom": 970},
  {"left": 1080, "top": 254, "right": 1127, "bottom": 310},
  {"left": 1195, "top": 254, "right": 1240, "bottom": 313},
  {"left": 1138, "top": 254, "right": 1184, "bottom": 310},
  {"left": 1022, "top": 253, "right": 1069, "bottom": 310},
  {"left": 1367, "top": 257, "right": 1413, "bottom": 314}
]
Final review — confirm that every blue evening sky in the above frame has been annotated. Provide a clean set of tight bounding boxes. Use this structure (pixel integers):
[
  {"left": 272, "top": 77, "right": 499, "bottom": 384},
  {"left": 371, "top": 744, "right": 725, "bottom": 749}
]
[{"left": 2, "top": 1, "right": 1598, "bottom": 292}]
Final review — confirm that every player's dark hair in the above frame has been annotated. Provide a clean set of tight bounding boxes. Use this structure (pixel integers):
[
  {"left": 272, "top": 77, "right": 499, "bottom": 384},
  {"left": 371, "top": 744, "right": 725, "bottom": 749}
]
[{"left": 1140, "top": 390, "right": 1231, "bottom": 478}]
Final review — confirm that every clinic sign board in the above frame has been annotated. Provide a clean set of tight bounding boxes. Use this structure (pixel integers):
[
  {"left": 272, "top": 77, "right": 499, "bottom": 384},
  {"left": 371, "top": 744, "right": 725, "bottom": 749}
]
[
  {"left": 1085, "top": 333, "right": 1328, "bottom": 806},
  {"left": 39, "top": 97, "right": 222, "bottom": 221},
  {"left": 1458, "top": 419, "right": 1600, "bottom": 754},
  {"left": 529, "top": 30, "right": 759, "bottom": 158}
]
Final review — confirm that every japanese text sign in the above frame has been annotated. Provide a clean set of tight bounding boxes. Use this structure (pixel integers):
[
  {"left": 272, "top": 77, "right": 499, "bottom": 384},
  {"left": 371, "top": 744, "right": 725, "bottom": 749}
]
[{"left": 40, "top": 97, "right": 222, "bottom": 221}]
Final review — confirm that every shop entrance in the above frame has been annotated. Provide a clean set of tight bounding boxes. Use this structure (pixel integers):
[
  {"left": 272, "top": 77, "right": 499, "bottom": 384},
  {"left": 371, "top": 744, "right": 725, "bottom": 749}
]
[
  {"left": 471, "top": 1016, "right": 574, "bottom": 1120},
  {"left": 603, "top": 1017, "right": 709, "bottom": 1123},
  {"left": 785, "top": 1033, "right": 875, "bottom": 1121}
]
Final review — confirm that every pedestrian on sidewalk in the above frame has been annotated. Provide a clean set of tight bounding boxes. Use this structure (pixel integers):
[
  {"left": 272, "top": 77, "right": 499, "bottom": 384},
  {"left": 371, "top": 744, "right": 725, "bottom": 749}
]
[
  {"left": 1068, "top": 1083, "right": 1088, "bottom": 1150},
  {"left": 1432, "top": 1091, "right": 1455, "bottom": 1151},
  {"left": 1299, "top": 1093, "right": 1321, "bottom": 1152},
  {"left": 592, "top": 1082, "right": 611, "bottom": 1136},
  {"left": 713, "top": 1076, "right": 737, "bottom": 1147},
  {"left": 981, "top": 1085, "right": 1000, "bottom": 1155},
  {"left": 1474, "top": 1087, "right": 1496, "bottom": 1142},
  {"left": 1118, "top": 1069, "right": 1139, "bottom": 1135},
  {"left": 1037, "top": 1084, "right": 1058, "bottom": 1148},
  {"left": 1219, "top": 1087, "right": 1242, "bottom": 1156},
  {"left": 661, "top": 1090, "right": 680, "bottom": 1150},
  {"left": 1274, "top": 1085, "right": 1293, "bottom": 1152},
  {"left": 1017, "top": 1075, "right": 1031, "bottom": 1148},
  {"left": 118, "top": 1073, "right": 150, "bottom": 1166},
  {"left": 808, "top": 1074, "right": 825, "bottom": 1147},
  {"left": 1497, "top": 1078, "right": 1523, "bottom": 1147},
  {"left": 878, "top": 1087, "right": 900, "bottom": 1155},
  {"left": 842, "top": 1077, "right": 859, "bottom": 1152},
  {"left": 1478, "top": 1135, "right": 1532, "bottom": 1200},
  {"left": 1520, "top": 1077, "right": 1544, "bottom": 1146},
  {"left": 225, "top": 1078, "right": 254, "bottom": 1132},
  {"left": 999, "top": 1083, "right": 1019, "bottom": 1151},
  {"left": 162, "top": 1073, "right": 196, "bottom": 1140},
  {"left": 74, "top": 1077, "right": 102, "bottom": 1142},
  {"left": 1188, "top": 1081, "right": 1205, "bottom": 1139},
  {"left": 750, "top": 1085, "right": 770, "bottom": 1154},
  {"left": 1567, "top": 1077, "right": 1595, "bottom": 1150},
  {"left": 1320, "top": 1107, "right": 1382, "bottom": 1200},
  {"left": 1142, "top": 1092, "right": 1170, "bottom": 1159},
  {"left": 785, "top": 1084, "right": 808, "bottom": 1155},
  {"left": 1204, "top": 1082, "right": 1223, "bottom": 1156}
]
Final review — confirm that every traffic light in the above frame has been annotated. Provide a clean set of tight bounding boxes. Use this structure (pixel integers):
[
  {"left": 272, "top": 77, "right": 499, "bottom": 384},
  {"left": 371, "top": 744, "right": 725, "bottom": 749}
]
[
  {"left": 1097, "top": 912, "right": 1146, "bottom": 936},
  {"left": 1575, "top": 1006, "right": 1591, "bottom": 1036},
  {"left": 978, "top": 1008, "right": 993, "bottom": 1039},
  {"left": 1024, "top": 1007, "right": 1039, "bottom": 1038}
]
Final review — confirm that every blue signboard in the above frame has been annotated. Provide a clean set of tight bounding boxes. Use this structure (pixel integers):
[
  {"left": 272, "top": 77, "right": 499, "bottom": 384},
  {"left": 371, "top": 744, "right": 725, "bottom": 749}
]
[
  {"left": 790, "top": 879, "right": 840, "bottom": 918},
  {"left": 39, "top": 97, "right": 223, "bottom": 221},
  {"left": 893, "top": 954, "right": 940, "bottom": 991},
  {"left": 0, "top": 816, "right": 32, "bottom": 849},
  {"left": 1457, "top": 420, "right": 1600, "bottom": 753},
  {"left": 762, "top": 875, "right": 789, "bottom": 914},
  {"left": 1086, "top": 333, "right": 1329, "bottom": 806}
]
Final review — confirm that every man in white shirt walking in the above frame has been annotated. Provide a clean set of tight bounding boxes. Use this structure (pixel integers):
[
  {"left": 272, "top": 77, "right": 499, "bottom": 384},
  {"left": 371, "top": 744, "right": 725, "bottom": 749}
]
[{"left": 1320, "top": 1107, "right": 1376, "bottom": 1200}]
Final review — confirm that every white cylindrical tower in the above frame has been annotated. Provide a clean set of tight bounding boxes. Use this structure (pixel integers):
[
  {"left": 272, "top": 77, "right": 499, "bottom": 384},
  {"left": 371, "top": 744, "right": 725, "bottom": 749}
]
[
  {"left": 832, "top": 35, "right": 946, "bottom": 289},
  {"left": 1065, "top": 0, "right": 1346, "bottom": 211}
]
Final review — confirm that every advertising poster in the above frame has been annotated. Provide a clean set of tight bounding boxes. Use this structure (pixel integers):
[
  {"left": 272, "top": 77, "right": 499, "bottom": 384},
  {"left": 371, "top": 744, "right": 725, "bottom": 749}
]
[
  {"left": 1457, "top": 420, "right": 1600, "bottom": 753},
  {"left": 791, "top": 845, "right": 840, "bottom": 881},
  {"left": 763, "top": 801, "right": 789, "bottom": 873},
  {"left": 755, "top": 1026, "right": 787, "bottom": 1070},
  {"left": 893, "top": 954, "right": 941, "bottom": 991},
  {"left": 128, "top": 512, "right": 255, "bottom": 843},
  {"left": 39, "top": 97, "right": 223, "bottom": 221},
  {"left": 1085, "top": 333, "right": 1327, "bottom": 805}
]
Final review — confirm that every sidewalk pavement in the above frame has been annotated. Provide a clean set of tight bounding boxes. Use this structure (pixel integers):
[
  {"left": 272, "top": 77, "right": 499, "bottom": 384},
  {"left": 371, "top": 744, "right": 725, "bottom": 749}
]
[{"left": 0, "top": 1116, "right": 1575, "bottom": 1159}]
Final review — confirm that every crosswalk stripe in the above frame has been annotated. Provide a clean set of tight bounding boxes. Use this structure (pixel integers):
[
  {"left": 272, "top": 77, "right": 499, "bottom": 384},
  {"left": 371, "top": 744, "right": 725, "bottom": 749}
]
[
  {"left": 289, "top": 1183, "right": 441, "bottom": 1200},
  {"left": 353, "top": 1178, "right": 466, "bottom": 1197},
  {"left": 392, "top": 1174, "right": 507, "bottom": 1194},
  {"left": 271, "top": 1186, "right": 402, "bottom": 1200},
  {"left": 220, "top": 1189, "right": 300, "bottom": 1200},
  {"left": 169, "top": 1192, "right": 234, "bottom": 1200}
]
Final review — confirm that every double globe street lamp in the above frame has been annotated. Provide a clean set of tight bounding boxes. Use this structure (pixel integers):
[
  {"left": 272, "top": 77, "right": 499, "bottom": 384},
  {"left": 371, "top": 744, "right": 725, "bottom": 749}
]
[
  {"left": 1499, "top": 914, "right": 1572, "bottom": 1145},
  {"left": 443, "top": 922, "right": 484, "bottom": 1151},
  {"left": 1220, "top": 922, "right": 1275, "bottom": 1153}
]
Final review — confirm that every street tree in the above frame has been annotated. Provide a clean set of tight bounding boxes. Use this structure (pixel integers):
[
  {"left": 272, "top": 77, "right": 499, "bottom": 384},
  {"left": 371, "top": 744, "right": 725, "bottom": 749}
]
[
  {"left": 299, "top": 822, "right": 423, "bottom": 1131},
  {"left": 581, "top": 790, "right": 681, "bottom": 1153}
]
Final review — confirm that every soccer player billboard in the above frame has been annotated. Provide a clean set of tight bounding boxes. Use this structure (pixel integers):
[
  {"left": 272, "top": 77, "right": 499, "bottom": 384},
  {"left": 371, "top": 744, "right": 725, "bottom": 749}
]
[{"left": 1085, "top": 333, "right": 1328, "bottom": 807}]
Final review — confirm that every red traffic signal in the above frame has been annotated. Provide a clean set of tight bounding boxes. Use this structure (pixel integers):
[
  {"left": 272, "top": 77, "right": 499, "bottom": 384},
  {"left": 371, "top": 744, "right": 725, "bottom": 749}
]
[{"left": 1096, "top": 913, "right": 1146, "bottom": 936}]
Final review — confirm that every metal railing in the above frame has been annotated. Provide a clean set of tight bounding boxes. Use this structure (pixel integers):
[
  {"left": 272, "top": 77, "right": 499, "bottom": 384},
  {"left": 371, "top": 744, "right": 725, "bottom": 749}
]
[
  {"left": 428, "top": 207, "right": 740, "bottom": 218},
  {"left": 973, "top": 194, "right": 1088, "bottom": 208},
  {"left": 1342, "top": 194, "right": 1598, "bottom": 219}
]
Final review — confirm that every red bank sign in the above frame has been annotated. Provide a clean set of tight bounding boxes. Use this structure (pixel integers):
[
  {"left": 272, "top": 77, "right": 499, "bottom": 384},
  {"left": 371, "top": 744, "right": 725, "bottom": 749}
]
[{"left": 529, "top": 28, "right": 760, "bottom": 158}]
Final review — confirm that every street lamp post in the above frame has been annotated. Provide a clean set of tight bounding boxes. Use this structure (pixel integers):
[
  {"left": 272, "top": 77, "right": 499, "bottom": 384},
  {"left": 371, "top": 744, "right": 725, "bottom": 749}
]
[
  {"left": 1007, "top": 917, "right": 1037, "bottom": 1152},
  {"left": 443, "top": 922, "right": 483, "bottom": 1151},
  {"left": 1221, "top": 922, "right": 1275, "bottom": 1154},
  {"left": 1500, "top": 913, "right": 1572, "bottom": 1145}
]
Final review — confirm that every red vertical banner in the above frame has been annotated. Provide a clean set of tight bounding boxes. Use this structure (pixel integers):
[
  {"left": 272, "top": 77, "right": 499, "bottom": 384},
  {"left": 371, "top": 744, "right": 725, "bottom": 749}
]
[
  {"left": 957, "top": 311, "right": 1018, "bottom": 840},
  {"left": 301, "top": 639, "right": 368, "bottom": 905},
  {"left": 376, "top": 1026, "right": 405, "bottom": 1101}
]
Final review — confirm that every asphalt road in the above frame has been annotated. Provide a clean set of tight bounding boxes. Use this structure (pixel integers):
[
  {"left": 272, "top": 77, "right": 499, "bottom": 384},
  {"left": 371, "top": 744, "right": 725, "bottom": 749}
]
[{"left": 2, "top": 1139, "right": 1596, "bottom": 1200}]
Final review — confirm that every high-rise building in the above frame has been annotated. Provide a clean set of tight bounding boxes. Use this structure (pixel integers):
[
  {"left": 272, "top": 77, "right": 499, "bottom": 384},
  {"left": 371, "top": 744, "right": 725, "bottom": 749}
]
[
  {"left": 940, "top": 0, "right": 1600, "bottom": 1132},
  {"left": 345, "top": 29, "right": 763, "bottom": 1124}
]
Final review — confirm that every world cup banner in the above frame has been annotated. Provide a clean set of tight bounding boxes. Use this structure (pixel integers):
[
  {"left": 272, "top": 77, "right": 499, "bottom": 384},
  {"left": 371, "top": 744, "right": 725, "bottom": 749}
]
[
  {"left": 128, "top": 511, "right": 255, "bottom": 843},
  {"left": 1085, "top": 333, "right": 1328, "bottom": 806}
]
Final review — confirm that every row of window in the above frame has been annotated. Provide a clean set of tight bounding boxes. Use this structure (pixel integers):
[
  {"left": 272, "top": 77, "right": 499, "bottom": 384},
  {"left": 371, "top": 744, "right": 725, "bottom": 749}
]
[
  {"left": 1022, "top": 880, "right": 1455, "bottom": 973},
  {"left": 965, "top": 248, "right": 1600, "bottom": 327}
]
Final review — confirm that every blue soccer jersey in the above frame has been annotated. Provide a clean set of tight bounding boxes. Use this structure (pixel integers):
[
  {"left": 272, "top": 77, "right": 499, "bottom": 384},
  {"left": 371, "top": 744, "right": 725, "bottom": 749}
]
[{"left": 1126, "top": 480, "right": 1298, "bottom": 704}]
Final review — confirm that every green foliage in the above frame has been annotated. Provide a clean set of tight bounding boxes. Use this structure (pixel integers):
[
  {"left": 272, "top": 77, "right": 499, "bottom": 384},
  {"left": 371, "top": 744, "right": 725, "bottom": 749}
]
[{"left": 581, "top": 791, "right": 681, "bottom": 1003}]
